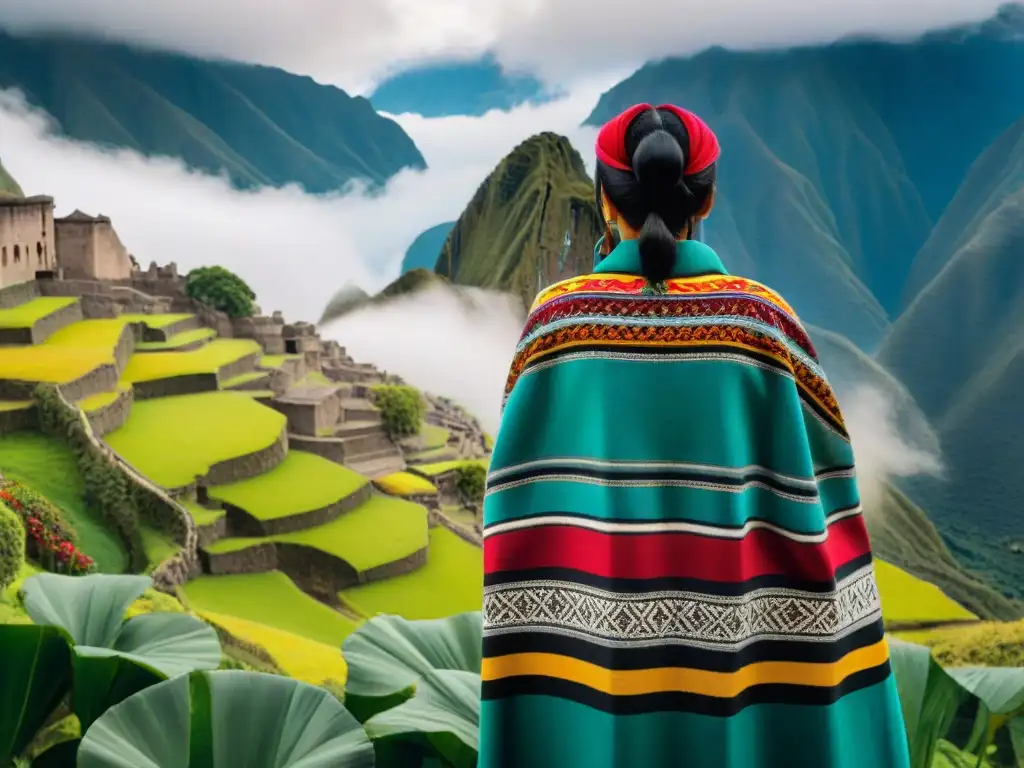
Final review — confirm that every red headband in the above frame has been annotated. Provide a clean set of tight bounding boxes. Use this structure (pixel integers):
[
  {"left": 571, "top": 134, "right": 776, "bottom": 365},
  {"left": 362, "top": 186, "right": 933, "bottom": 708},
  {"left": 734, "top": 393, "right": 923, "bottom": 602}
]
[{"left": 595, "top": 103, "right": 719, "bottom": 176}]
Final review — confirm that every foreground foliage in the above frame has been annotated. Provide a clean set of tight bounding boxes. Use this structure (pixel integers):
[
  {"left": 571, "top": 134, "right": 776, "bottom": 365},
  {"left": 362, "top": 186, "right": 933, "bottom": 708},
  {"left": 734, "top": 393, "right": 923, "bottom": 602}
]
[{"left": 0, "top": 502, "right": 24, "bottom": 590}]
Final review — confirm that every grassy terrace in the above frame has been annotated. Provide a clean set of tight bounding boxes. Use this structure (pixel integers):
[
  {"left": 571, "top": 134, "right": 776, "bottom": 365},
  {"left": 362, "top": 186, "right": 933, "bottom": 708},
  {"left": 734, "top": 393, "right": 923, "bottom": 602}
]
[
  {"left": 180, "top": 499, "right": 226, "bottom": 527},
  {"left": 0, "top": 400, "right": 32, "bottom": 412},
  {"left": 221, "top": 371, "right": 267, "bottom": 389},
  {"left": 140, "top": 525, "right": 181, "bottom": 573},
  {"left": 414, "top": 458, "right": 489, "bottom": 476},
  {"left": 260, "top": 354, "right": 302, "bottom": 369},
  {"left": 343, "top": 528, "right": 482, "bottom": 620},
  {"left": 120, "top": 338, "right": 261, "bottom": 384},
  {"left": 136, "top": 327, "right": 216, "bottom": 351},
  {"left": 875, "top": 560, "right": 977, "bottom": 625},
  {"left": 0, "top": 297, "right": 77, "bottom": 328},
  {"left": 421, "top": 424, "right": 450, "bottom": 449},
  {"left": 0, "top": 431, "right": 128, "bottom": 572},
  {"left": 209, "top": 451, "right": 368, "bottom": 521},
  {"left": 204, "top": 494, "right": 428, "bottom": 572},
  {"left": 0, "top": 346, "right": 112, "bottom": 383},
  {"left": 183, "top": 571, "right": 356, "bottom": 646},
  {"left": 200, "top": 609, "right": 349, "bottom": 685},
  {"left": 376, "top": 471, "right": 437, "bottom": 496},
  {"left": 105, "top": 392, "right": 286, "bottom": 489},
  {"left": 45, "top": 317, "right": 129, "bottom": 348},
  {"left": 77, "top": 384, "right": 131, "bottom": 412}
]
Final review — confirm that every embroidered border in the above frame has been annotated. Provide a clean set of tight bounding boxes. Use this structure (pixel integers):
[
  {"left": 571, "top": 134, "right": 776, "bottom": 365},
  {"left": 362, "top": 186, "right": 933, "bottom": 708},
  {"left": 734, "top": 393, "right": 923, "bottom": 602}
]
[{"left": 482, "top": 567, "right": 881, "bottom": 648}]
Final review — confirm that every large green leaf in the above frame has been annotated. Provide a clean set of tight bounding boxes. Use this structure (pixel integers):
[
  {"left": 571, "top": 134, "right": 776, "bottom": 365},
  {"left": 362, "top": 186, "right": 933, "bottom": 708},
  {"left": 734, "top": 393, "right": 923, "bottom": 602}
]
[
  {"left": 343, "top": 612, "right": 482, "bottom": 722},
  {"left": 888, "top": 638, "right": 969, "bottom": 768},
  {"left": 20, "top": 573, "right": 221, "bottom": 731},
  {"left": 946, "top": 667, "right": 1024, "bottom": 716},
  {"left": 0, "top": 624, "right": 72, "bottom": 764},
  {"left": 77, "top": 670, "right": 376, "bottom": 768},
  {"left": 365, "top": 670, "right": 479, "bottom": 768},
  {"left": 21, "top": 574, "right": 151, "bottom": 647}
]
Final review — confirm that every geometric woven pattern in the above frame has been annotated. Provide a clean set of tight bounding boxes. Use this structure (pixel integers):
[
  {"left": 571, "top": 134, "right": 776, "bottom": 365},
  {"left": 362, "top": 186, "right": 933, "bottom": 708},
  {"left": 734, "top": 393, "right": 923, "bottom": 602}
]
[{"left": 483, "top": 567, "right": 881, "bottom": 647}]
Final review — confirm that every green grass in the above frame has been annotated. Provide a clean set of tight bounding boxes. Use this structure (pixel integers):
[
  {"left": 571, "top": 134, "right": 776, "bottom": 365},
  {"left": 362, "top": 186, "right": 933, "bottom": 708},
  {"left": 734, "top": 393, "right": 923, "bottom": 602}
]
[
  {"left": 120, "top": 339, "right": 261, "bottom": 384},
  {"left": 181, "top": 500, "right": 226, "bottom": 527},
  {"left": 441, "top": 504, "right": 478, "bottom": 528},
  {"left": 105, "top": 392, "right": 286, "bottom": 489},
  {"left": 1, "top": 561, "right": 42, "bottom": 624},
  {"left": 876, "top": 560, "right": 977, "bottom": 625},
  {"left": 0, "top": 297, "right": 77, "bottom": 329},
  {"left": 220, "top": 371, "right": 268, "bottom": 389},
  {"left": 260, "top": 354, "right": 302, "bottom": 369},
  {"left": 205, "top": 494, "right": 428, "bottom": 572},
  {"left": 0, "top": 400, "right": 32, "bottom": 412},
  {"left": 0, "top": 346, "right": 111, "bottom": 384},
  {"left": 209, "top": 451, "right": 368, "bottom": 521},
  {"left": 44, "top": 318, "right": 129, "bottom": 348},
  {"left": 376, "top": 472, "right": 437, "bottom": 496},
  {"left": 414, "top": 458, "right": 489, "bottom": 476},
  {"left": 342, "top": 527, "right": 482, "bottom": 620},
  {"left": 77, "top": 384, "right": 130, "bottom": 413},
  {"left": 421, "top": 424, "right": 450, "bottom": 450},
  {"left": 136, "top": 327, "right": 216, "bottom": 351},
  {"left": 895, "top": 619, "right": 1024, "bottom": 667},
  {"left": 183, "top": 571, "right": 357, "bottom": 646},
  {"left": 119, "top": 313, "right": 194, "bottom": 329},
  {"left": 484, "top": 433, "right": 494, "bottom": 450},
  {"left": 140, "top": 525, "right": 181, "bottom": 573},
  {"left": 0, "top": 431, "right": 128, "bottom": 573}
]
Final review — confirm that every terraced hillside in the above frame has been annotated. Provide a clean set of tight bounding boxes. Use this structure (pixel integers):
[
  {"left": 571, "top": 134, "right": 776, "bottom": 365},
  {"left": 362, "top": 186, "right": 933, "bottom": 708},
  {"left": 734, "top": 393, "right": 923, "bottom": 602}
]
[
  {"left": 0, "top": 281, "right": 490, "bottom": 681},
  {"left": 0, "top": 277, "right": 987, "bottom": 684}
]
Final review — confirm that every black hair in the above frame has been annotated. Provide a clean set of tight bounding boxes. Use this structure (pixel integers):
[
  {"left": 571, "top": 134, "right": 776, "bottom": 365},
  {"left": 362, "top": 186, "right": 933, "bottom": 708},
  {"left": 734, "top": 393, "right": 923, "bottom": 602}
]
[{"left": 595, "top": 107, "right": 717, "bottom": 284}]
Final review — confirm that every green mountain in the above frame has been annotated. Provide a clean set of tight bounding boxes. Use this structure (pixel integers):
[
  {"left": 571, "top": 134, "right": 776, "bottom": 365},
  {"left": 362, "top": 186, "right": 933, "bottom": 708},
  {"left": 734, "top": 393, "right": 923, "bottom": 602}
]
[
  {"left": 402, "top": 222, "right": 455, "bottom": 274},
  {"left": 584, "top": 9, "right": 1024, "bottom": 348},
  {"left": 0, "top": 31, "right": 425, "bottom": 192},
  {"left": 0, "top": 157, "right": 21, "bottom": 197},
  {"left": 319, "top": 269, "right": 450, "bottom": 325},
  {"left": 435, "top": 132, "right": 604, "bottom": 309},
  {"left": 877, "top": 115, "right": 1024, "bottom": 598}
]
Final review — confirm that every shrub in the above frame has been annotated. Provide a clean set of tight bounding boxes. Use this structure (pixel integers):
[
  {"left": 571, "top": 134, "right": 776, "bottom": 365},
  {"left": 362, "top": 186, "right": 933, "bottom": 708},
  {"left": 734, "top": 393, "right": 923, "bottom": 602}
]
[
  {"left": 0, "top": 481, "right": 77, "bottom": 544},
  {"left": 455, "top": 463, "right": 486, "bottom": 506},
  {"left": 372, "top": 385, "right": 426, "bottom": 438},
  {"left": 0, "top": 502, "right": 25, "bottom": 590},
  {"left": 1, "top": 480, "right": 94, "bottom": 576},
  {"left": 186, "top": 265, "right": 256, "bottom": 318}
]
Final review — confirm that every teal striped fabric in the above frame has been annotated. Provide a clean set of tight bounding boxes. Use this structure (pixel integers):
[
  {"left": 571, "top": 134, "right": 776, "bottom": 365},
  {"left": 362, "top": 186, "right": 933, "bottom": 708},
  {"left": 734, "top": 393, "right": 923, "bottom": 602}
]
[{"left": 478, "top": 240, "right": 910, "bottom": 767}]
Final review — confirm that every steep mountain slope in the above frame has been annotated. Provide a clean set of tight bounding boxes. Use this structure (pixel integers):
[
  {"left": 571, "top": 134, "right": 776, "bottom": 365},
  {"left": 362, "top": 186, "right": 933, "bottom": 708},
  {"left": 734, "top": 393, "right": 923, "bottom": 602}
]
[
  {"left": 318, "top": 270, "right": 450, "bottom": 325},
  {"left": 877, "top": 123, "right": 1024, "bottom": 597},
  {"left": 435, "top": 132, "right": 604, "bottom": 308},
  {"left": 584, "top": 8, "right": 1024, "bottom": 347},
  {"left": 401, "top": 222, "right": 455, "bottom": 274},
  {"left": 0, "top": 156, "right": 21, "bottom": 197},
  {"left": 369, "top": 53, "right": 551, "bottom": 117},
  {"left": 0, "top": 31, "right": 425, "bottom": 192}
]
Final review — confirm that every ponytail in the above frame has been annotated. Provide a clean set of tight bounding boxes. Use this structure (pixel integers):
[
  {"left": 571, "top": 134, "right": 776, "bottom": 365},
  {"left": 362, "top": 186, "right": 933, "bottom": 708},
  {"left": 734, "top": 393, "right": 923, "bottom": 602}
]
[{"left": 637, "top": 211, "right": 675, "bottom": 285}]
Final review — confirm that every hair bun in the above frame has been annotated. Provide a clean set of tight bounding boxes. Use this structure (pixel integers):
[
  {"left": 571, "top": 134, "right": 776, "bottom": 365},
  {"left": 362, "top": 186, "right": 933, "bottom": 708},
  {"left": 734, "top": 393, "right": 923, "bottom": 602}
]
[{"left": 631, "top": 129, "right": 685, "bottom": 194}]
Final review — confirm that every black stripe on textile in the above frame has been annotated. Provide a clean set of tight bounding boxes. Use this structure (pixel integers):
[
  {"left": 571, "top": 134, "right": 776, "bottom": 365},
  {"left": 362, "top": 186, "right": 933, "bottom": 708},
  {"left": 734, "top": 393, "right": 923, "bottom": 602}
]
[
  {"left": 490, "top": 463, "right": 819, "bottom": 500},
  {"left": 481, "top": 504, "right": 863, "bottom": 538},
  {"left": 483, "top": 619, "right": 885, "bottom": 672},
  {"left": 481, "top": 661, "right": 893, "bottom": 717},
  {"left": 483, "top": 552, "right": 875, "bottom": 595}
]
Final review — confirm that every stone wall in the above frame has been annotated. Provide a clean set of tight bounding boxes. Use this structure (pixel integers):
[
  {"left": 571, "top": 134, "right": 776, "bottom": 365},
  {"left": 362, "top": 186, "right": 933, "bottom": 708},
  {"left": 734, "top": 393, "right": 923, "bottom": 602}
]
[
  {"left": 223, "top": 481, "right": 371, "bottom": 537},
  {"left": 85, "top": 386, "right": 133, "bottom": 436},
  {"left": 286, "top": 434, "right": 346, "bottom": 463},
  {"left": 200, "top": 428, "right": 288, "bottom": 486},
  {"left": 276, "top": 545, "right": 360, "bottom": 602},
  {"left": 0, "top": 197, "right": 56, "bottom": 288},
  {"left": 0, "top": 404, "right": 37, "bottom": 435},
  {"left": 196, "top": 513, "right": 227, "bottom": 549},
  {"left": 133, "top": 373, "right": 219, "bottom": 400},
  {"left": 359, "top": 546, "right": 428, "bottom": 584},
  {"left": 38, "top": 278, "right": 172, "bottom": 316},
  {"left": 58, "top": 363, "right": 119, "bottom": 403},
  {"left": 267, "top": 395, "right": 340, "bottom": 437},
  {"left": 201, "top": 543, "right": 277, "bottom": 576},
  {"left": 55, "top": 211, "right": 134, "bottom": 281},
  {"left": 218, "top": 352, "right": 261, "bottom": 383},
  {"left": 0, "top": 279, "right": 39, "bottom": 309}
]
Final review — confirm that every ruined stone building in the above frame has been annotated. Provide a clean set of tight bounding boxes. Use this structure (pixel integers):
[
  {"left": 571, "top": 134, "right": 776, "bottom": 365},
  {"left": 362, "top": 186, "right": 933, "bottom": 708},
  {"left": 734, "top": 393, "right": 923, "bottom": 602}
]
[
  {"left": 0, "top": 195, "right": 56, "bottom": 288},
  {"left": 55, "top": 210, "right": 134, "bottom": 281}
]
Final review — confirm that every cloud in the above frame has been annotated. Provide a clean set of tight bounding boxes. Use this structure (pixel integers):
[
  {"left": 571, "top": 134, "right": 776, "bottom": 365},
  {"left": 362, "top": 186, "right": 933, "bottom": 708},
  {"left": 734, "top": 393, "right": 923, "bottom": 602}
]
[
  {"left": 0, "top": 0, "right": 1008, "bottom": 90},
  {"left": 0, "top": 84, "right": 602, "bottom": 321},
  {"left": 321, "top": 285, "right": 525, "bottom": 435}
]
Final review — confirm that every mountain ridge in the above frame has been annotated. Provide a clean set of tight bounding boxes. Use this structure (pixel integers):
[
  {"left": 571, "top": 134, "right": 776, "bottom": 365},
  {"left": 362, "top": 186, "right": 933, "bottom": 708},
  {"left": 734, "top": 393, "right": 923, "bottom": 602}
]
[{"left": 0, "top": 30, "right": 426, "bottom": 192}]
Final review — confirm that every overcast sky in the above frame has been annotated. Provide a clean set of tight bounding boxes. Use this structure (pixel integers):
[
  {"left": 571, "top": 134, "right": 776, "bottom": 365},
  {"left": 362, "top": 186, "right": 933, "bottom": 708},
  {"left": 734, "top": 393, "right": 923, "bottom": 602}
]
[{"left": 0, "top": 0, "right": 1009, "bottom": 91}]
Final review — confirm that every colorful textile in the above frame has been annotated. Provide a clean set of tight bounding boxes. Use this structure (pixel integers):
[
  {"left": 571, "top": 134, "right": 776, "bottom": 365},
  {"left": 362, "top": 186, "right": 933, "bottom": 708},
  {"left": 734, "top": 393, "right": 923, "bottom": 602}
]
[
  {"left": 595, "top": 103, "right": 720, "bottom": 174},
  {"left": 479, "top": 239, "right": 910, "bottom": 768}
]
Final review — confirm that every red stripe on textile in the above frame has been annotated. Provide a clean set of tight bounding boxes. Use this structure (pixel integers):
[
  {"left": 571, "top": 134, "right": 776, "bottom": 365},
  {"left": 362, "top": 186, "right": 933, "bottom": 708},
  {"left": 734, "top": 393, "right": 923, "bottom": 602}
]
[{"left": 483, "top": 514, "right": 871, "bottom": 583}]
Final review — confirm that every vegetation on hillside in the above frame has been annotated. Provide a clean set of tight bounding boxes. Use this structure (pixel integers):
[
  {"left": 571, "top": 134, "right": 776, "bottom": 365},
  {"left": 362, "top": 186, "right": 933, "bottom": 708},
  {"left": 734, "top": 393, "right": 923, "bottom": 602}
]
[
  {"left": 0, "top": 31, "right": 425, "bottom": 191},
  {"left": 0, "top": 155, "right": 22, "bottom": 197},
  {"left": 373, "top": 384, "right": 427, "bottom": 438},
  {"left": 318, "top": 269, "right": 452, "bottom": 325},
  {"left": 185, "top": 265, "right": 257, "bottom": 318},
  {"left": 435, "top": 132, "right": 605, "bottom": 309},
  {"left": 0, "top": 503, "right": 24, "bottom": 590}
]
